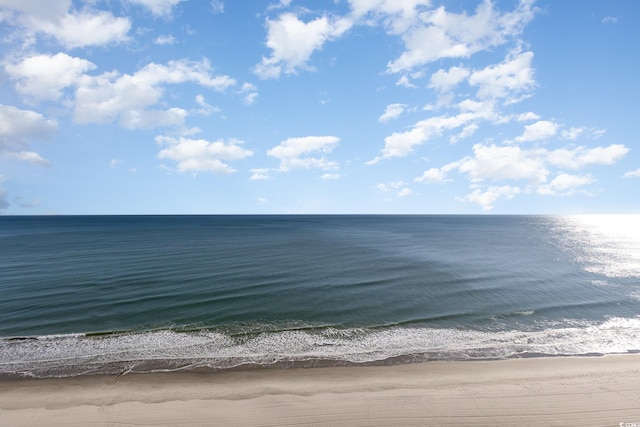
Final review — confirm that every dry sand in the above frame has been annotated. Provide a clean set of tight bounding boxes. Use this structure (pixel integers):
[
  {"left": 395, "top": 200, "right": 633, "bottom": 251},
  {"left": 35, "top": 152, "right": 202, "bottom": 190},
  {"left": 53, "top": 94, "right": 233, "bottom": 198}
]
[{"left": 1, "top": 355, "right": 640, "bottom": 426}]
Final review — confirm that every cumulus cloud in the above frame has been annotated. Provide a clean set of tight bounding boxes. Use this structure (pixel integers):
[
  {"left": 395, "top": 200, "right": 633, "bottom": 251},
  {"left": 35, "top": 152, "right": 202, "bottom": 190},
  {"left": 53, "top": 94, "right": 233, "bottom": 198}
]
[
  {"left": 537, "top": 173, "right": 594, "bottom": 196},
  {"left": 238, "top": 82, "right": 258, "bottom": 105},
  {"left": 193, "top": 94, "right": 220, "bottom": 116},
  {"left": 74, "top": 59, "right": 235, "bottom": 128},
  {"left": 4, "top": 54, "right": 241, "bottom": 131},
  {"left": 126, "top": 0, "right": 186, "bottom": 18},
  {"left": 414, "top": 167, "right": 448, "bottom": 183},
  {"left": 0, "top": 104, "right": 57, "bottom": 153},
  {"left": 397, "top": 187, "right": 413, "bottom": 197},
  {"left": 379, "top": 103, "right": 406, "bottom": 122},
  {"left": 253, "top": 13, "right": 352, "bottom": 79},
  {"left": 516, "top": 112, "right": 540, "bottom": 121},
  {"left": 560, "top": 126, "right": 605, "bottom": 140},
  {"left": 385, "top": 0, "right": 536, "bottom": 73},
  {"left": 5, "top": 53, "right": 96, "bottom": 102},
  {"left": 545, "top": 144, "right": 629, "bottom": 169},
  {"left": 250, "top": 168, "right": 272, "bottom": 180},
  {"left": 458, "top": 185, "right": 521, "bottom": 211},
  {"left": 376, "top": 180, "right": 410, "bottom": 197},
  {"left": 513, "top": 120, "right": 558, "bottom": 143},
  {"left": 154, "top": 34, "right": 176, "bottom": 45},
  {"left": 267, "top": 0, "right": 292, "bottom": 11},
  {"left": 370, "top": 47, "right": 536, "bottom": 164},
  {"left": 429, "top": 66, "right": 470, "bottom": 92},
  {"left": 368, "top": 111, "right": 481, "bottom": 164},
  {"left": 415, "top": 141, "right": 629, "bottom": 209},
  {"left": 348, "top": 0, "right": 429, "bottom": 34},
  {"left": 156, "top": 135, "right": 253, "bottom": 174},
  {"left": 5, "top": 150, "right": 50, "bottom": 166},
  {"left": 469, "top": 49, "right": 535, "bottom": 102},
  {"left": 210, "top": 0, "right": 224, "bottom": 15},
  {"left": 458, "top": 143, "right": 548, "bottom": 184},
  {"left": 0, "top": 1, "right": 131, "bottom": 48},
  {"left": 435, "top": 143, "right": 628, "bottom": 186},
  {"left": 267, "top": 135, "right": 340, "bottom": 172},
  {"left": 624, "top": 169, "right": 640, "bottom": 179},
  {"left": 0, "top": 104, "right": 56, "bottom": 180}
]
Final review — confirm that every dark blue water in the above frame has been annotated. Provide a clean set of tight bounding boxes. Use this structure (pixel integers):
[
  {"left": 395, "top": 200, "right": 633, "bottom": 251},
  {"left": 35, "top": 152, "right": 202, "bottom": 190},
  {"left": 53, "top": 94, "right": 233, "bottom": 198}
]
[{"left": 1, "top": 215, "right": 639, "bottom": 378}]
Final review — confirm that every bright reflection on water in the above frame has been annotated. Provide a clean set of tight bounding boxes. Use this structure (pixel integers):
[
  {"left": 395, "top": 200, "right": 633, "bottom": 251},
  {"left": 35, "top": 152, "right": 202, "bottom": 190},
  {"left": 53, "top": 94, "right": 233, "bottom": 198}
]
[{"left": 552, "top": 215, "right": 640, "bottom": 279}]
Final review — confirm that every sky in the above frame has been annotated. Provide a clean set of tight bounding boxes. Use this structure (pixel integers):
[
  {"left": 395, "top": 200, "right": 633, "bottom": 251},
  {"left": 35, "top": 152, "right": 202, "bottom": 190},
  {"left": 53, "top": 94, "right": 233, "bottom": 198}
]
[{"left": 0, "top": 0, "right": 638, "bottom": 215}]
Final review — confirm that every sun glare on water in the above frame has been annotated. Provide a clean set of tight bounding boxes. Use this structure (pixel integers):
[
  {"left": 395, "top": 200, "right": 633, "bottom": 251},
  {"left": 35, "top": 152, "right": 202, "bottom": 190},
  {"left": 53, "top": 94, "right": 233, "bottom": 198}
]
[{"left": 556, "top": 215, "right": 640, "bottom": 278}]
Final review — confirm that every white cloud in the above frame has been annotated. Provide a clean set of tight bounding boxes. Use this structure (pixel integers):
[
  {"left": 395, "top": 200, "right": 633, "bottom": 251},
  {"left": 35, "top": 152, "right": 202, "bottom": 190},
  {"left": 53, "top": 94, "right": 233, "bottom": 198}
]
[
  {"left": 602, "top": 16, "right": 618, "bottom": 24},
  {"left": 458, "top": 185, "right": 521, "bottom": 211},
  {"left": 397, "top": 187, "right": 413, "bottom": 197},
  {"left": 516, "top": 112, "right": 540, "bottom": 121},
  {"left": 0, "top": 104, "right": 57, "bottom": 152},
  {"left": 267, "top": 0, "right": 292, "bottom": 11},
  {"left": 624, "top": 169, "right": 640, "bottom": 178},
  {"left": 514, "top": 120, "right": 557, "bottom": 143},
  {"left": 546, "top": 144, "right": 629, "bottom": 169},
  {"left": 469, "top": 49, "right": 535, "bottom": 102},
  {"left": 0, "top": 0, "right": 71, "bottom": 22},
  {"left": 396, "top": 75, "right": 417, "bottom": 88},
  {"left": 379, "top": 103, "right": 406, "bottom": 122},
  {"left": 348, "top": 0, "right": 429, "bottom": 34},
  {"left": 210, "top": 0, "right": 224, "bottom": 15},
  {"left": 0, "top": 104, "right": 56, "bottom": 172},
  {"left": 561, "top": 127, "right": 584, "bottom": 141},
  {"left": 321, "top": 173, "right": 341, "bottom": 180},
  {"left": 368, "top": 111, "right": 479, "bottom": 163},
  {"left": 457, "top": 143, "right": 548, "bottom": 184},
  {"left": 250, "top": 168, "right": 272, "bottom": 180},
  {"left": 376, "top": 180, "right": 406, "bottom": 192},
  {"left": 194, "top": 94, "right": 220, "bottom": 116},
  {"left": 74, "top": 59, "right": 235, "bottom": 128},
  {"left": 5, "top": 52, "right": 96, "bottom": 102},
  {"left": 5, "top": 150, "right": 49, "bottom": 166},
  {"left": 44, "top": 11, "right": 130, "bottom": 48},
  {"left": 414, "top": 167, "right": 447, "bottom": 183},
  {"left": 126, "top": 0, "right": 186, "bottom": 18},
  {"left": 561, "top": 127, "right": 605, "bottom": 140},
  {"left": 267, "top": 135, "right": 340, "bottom": 172},
  {"left": 429, "top": 66, "right": 470, "bottom": 92},
  {"left": 119, "top": 107, "right": 187, "bottom": 129},
  {"left": 415, "top": 141, "right": 628, "bottom": 208},
  {"left": 254, "top": 13, "right": 352, "bottom": 79},
  {"left": 537, "top": 173, "right": 594, "bottom": 196},
  {"left": 386, "top": 0, "right": 536, "bottom": 73},
  {"left": 238, "top": 82, "right": 258, "bottom": 105},
  {"left": 156, "top": 136, "right": 253, "bottom": 174},
  {"left": 371, "top": 46, "right": 536, "bottom": 163},
  {"left": 2, "top": 0, "right": 131, "bottom": 49},
  {"left": 154, "top": 35, "right": 176, "bottom": 45},
  {"left": 450, "top": 123, "right": 479, "bottom": 144}
]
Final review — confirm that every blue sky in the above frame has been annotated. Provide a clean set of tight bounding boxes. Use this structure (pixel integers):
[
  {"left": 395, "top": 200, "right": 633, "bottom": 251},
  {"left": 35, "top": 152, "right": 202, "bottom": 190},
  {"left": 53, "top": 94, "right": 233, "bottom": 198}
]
[{"left": 0, "top": 0, "right": 638, "bottom": 214}]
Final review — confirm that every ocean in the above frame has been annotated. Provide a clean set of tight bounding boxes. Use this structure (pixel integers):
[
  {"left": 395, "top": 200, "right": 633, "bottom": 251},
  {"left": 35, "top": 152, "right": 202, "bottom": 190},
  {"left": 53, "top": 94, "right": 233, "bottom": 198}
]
[{"left": 1, "top": 215, "right": 639, "bottom": 378}]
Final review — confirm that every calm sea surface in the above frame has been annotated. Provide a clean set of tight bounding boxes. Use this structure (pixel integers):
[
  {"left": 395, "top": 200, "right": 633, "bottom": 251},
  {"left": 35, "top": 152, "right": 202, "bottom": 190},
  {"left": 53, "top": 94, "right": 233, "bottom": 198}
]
[{"left": 1, "top": 215, "right": 639, "bottom": 377}]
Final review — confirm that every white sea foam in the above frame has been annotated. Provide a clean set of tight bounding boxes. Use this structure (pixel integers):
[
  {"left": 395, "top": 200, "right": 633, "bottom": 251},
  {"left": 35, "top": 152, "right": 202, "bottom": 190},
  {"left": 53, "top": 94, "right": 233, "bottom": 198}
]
[{"left": 2, "top": 317, "right": 640, "bottom": 378}]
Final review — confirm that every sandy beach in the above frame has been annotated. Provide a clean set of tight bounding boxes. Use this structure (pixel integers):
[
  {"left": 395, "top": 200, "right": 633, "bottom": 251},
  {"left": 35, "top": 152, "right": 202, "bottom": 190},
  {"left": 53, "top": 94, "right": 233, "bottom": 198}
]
[{"left": 1, "top": 355, "right": 639, "bottom": 426}]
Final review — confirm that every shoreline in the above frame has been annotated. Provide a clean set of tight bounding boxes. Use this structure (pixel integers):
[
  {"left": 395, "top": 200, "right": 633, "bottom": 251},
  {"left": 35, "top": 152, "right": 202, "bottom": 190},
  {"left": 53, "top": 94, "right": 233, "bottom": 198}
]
[{"left": 2, "top": 355, "right": 640, "bottom": 426}]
